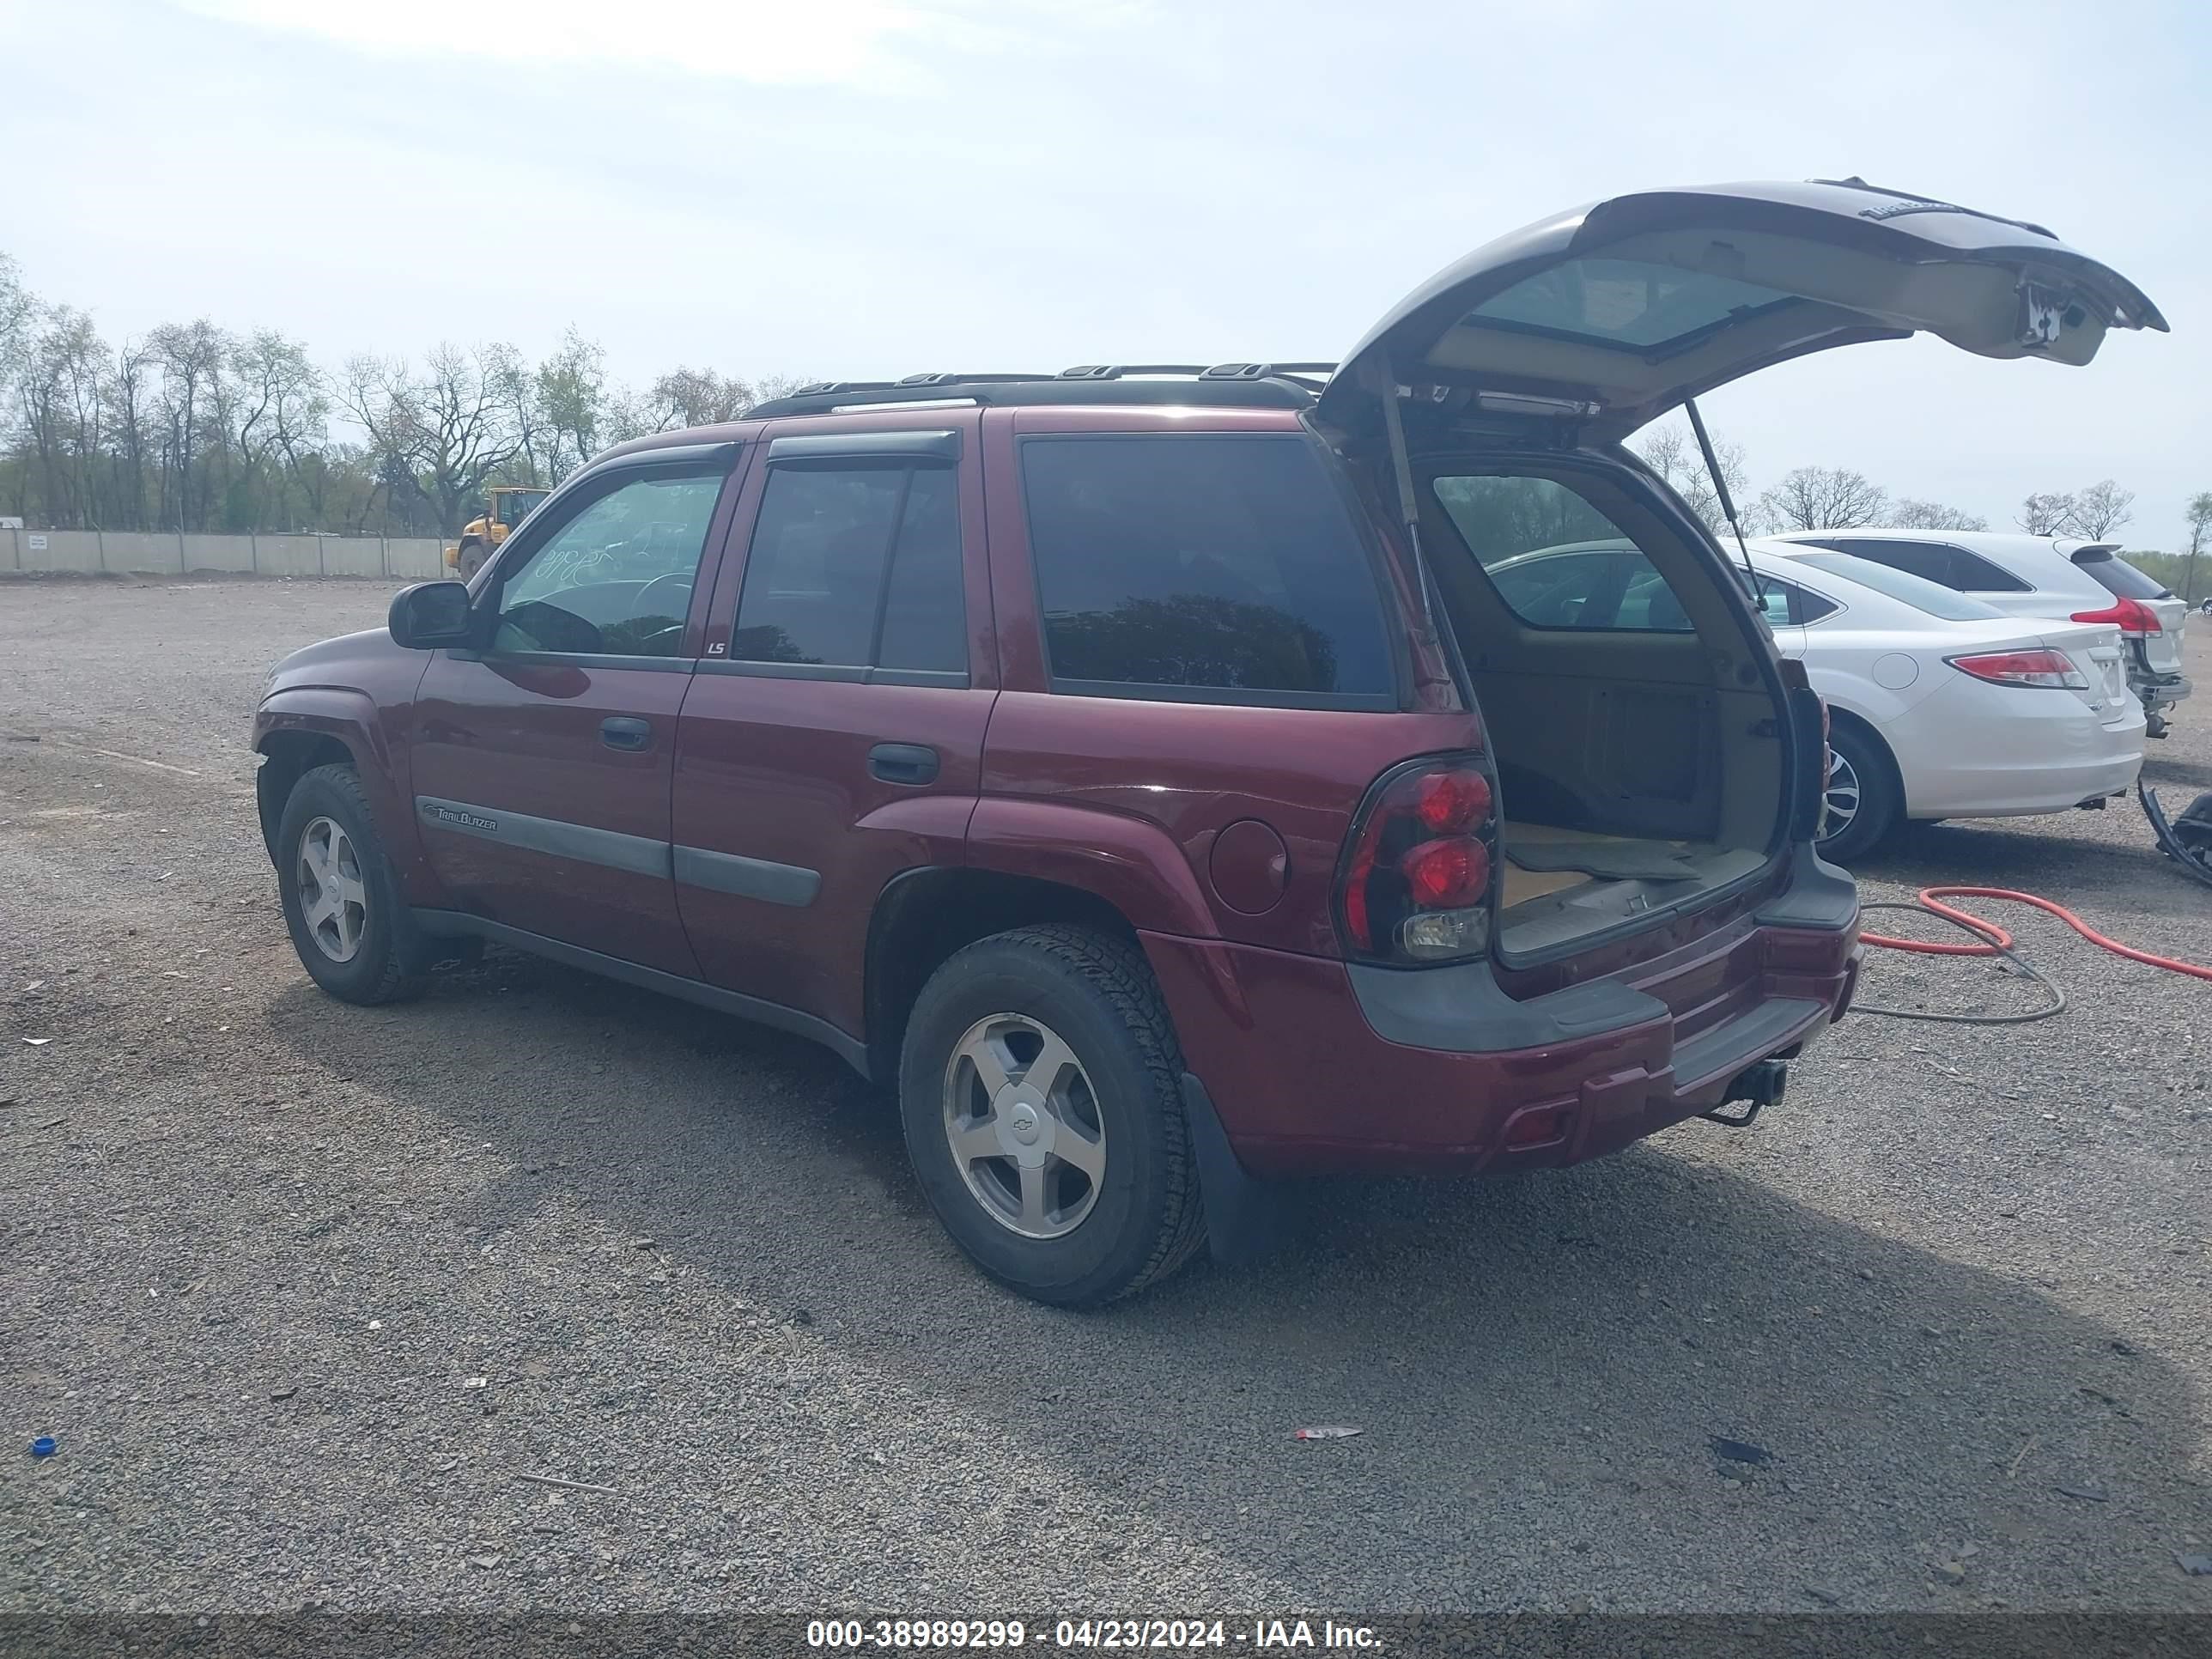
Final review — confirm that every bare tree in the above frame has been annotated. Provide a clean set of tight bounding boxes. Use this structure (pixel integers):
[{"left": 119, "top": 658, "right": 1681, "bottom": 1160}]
[
  {"left": 106, "top": 339, "right": 155, "bottom": 530},
  {"left": 1634, "top": 420, "right": 1754, "bottom": 535},
  {"left": 343, "top": 343, "right": 523, "bottom": 532},
  {"left": 1890, "top": 498, "right": 1989, "bottom": 532},
  {"left": 750, "top": 374, "right": 817, "bottom": 405},
  {"left": 534, "top": 328, "right": 607, "bottom": 479},
  {"left": 149, "top": 319, "right": 228, "bottom": 530},
  {"left": 1758, "top": 465, "right": 1887, "bottom": 532},
  {"left": 648, "top": 365, "right": 754, "bottom": 430},
  {"left": 2064, "top": 478, "right": 2135, "bottom": 540},
  {"left": 0, "top": 246, "right": 809, "bottom": 535},
  {"left": 17, "top": 307, "right": 106, "bottom": 528},
  {"left": 2182, "top": 491, "right": 2212, "bottom": 606},
  {"left": 2016, "top": 491, "right": 2075, "bottom": 536},
  {"left": 231, "top": 331, "right": 325, "bottom": 530}
]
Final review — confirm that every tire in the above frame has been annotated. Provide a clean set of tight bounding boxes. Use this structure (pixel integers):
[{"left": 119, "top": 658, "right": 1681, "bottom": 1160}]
[
  {"left": 275, "top": 763, "right": 431, "bottom": 1005},
  {"left": 1815, "top": 719, "right": 1900, "bottom": 864},
  {"left": 456, "top": 538, "right": 489, "bottom": 580},
  {"left": 898, "top": 925, "right": 1206, "bottom": 1307}
]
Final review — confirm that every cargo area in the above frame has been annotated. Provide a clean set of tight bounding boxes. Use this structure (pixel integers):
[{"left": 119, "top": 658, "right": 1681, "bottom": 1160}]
[{"left": 1417, "top": 465, "right": 1788, "bottom": 959}]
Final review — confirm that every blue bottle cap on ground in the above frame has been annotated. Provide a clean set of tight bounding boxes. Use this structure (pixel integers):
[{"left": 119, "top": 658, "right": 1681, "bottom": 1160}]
[{"left": 30, "top": 1437, "right": 56, "bottom": 1457}]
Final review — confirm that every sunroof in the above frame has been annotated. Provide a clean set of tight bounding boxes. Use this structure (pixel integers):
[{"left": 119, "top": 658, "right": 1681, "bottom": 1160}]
[{"left": 1464, "top": 258, "right": 1800, "bottom": 354}]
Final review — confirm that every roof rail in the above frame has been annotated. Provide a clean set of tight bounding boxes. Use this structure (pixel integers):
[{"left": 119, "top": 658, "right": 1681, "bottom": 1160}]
[
  {"left": 1057, "top": 364, "right": 1212, "bottom": 380},
  {"left": 750, "top": 364, "right": 1335, "bottom": 420}
]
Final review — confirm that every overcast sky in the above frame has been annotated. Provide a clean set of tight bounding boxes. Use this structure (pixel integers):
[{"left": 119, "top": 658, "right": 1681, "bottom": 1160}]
[{"left": 3, "top": 0, "right": 2204, "bottom": 542}]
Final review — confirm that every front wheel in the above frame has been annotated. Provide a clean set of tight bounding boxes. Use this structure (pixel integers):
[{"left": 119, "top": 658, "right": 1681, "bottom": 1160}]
[
  {"left": 1815, "top": 720, "right": 1899, "bottom": 864},
  {"left": 898, "top": 925, "right": 1206, "bottom": 1307},
  {"left": 276, "top": 763, "right": 431, "bottom": 1005}
]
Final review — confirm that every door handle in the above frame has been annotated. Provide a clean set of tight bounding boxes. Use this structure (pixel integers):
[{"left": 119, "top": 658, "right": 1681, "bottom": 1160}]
[
  {"left": 868, "top": 742, "right": 939, "bottom": 785},
  {"left": 600, "top": 716, "right": 653, "bottom": 752}
]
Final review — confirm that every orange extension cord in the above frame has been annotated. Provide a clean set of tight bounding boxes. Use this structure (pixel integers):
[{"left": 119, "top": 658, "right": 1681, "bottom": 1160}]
[
  {"left": 1863, "top": 886, "right": 2212, "bottom": 981},
  {"left": 1852, "top": 886, "right": 2212, "bottom": 1025}
]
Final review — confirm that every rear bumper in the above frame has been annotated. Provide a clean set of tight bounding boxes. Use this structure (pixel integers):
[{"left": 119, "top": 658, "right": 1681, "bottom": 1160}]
[
  {"left": 2135, "top": 668, "right": 2191, "bottom": 712},
  {"left": 1908, "top": 749, "right": 2143, "bottom": 818},
  {"left": 1891, "top": 674, "right": 2146, "bottom": 818},
  {"left": 1142, "top": 852, "right": 1859, "bottom": 1177}
]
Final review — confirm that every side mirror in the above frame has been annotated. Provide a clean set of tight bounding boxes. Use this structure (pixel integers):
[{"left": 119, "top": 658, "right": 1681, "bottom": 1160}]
[{"left": 387, "top": 581, "right": 475, "bottom": 650}]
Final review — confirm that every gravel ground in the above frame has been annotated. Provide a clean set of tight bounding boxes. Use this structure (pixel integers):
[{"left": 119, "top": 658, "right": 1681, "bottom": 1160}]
[{"left": 2, "top": 576, "right": 2208, "bottom": 1615}]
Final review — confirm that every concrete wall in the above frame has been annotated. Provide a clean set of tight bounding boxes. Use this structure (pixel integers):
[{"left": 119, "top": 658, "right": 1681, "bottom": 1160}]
[{"left": 1, "top": 528, "right": 455, "bottom": 581}]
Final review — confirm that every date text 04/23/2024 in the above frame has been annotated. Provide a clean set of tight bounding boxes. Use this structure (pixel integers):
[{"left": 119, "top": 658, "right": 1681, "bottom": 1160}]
[{"left": 805, "top": 1620, "right": 1382, "bottom": 1650}]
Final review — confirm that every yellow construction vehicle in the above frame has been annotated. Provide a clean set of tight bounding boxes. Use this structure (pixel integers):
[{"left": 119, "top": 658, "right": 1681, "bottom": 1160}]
[{"left": 447, "top": 485, "right": 551, "bottom": 579}]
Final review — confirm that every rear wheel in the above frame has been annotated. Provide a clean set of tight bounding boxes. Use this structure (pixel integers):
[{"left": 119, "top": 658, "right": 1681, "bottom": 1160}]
[
  {"left": 1815, "top": 720, "right": 1899, "bottom": 864},
  {"left": 898, "top": 925, "right": 1205, "bottom": 1307},
  {"left": 276, "top": 763, "right": 431, "bottom": 1005}
]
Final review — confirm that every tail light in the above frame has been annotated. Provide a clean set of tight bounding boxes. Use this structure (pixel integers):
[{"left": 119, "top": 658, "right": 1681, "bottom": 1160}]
[
  {"left": 2071, "top": 597, "right": 2162, "bottom": 635},
  {"left": 1948, "top": 648, "right": 2089, "bottom": 690},
  {"left": 1337, "top": 753, "right": 1497, "bottom": 964}
]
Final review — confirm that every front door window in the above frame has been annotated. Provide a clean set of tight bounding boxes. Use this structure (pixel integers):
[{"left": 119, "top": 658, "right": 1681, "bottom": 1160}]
[{"left": 493, "top": 472, "right": 725, "bottom": 658}]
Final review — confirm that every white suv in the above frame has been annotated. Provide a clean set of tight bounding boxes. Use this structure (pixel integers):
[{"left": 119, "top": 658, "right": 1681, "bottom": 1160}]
[{"left": 1768, "top": 530, "right": 2190, "bottom": 736}]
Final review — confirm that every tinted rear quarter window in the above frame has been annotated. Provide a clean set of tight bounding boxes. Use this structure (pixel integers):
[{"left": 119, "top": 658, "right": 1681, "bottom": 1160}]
[
  {"left": 1789, "top": 551, "right": 2005, "bottom": 620},
  {"left": 1020, "top": 435, "right": 1395, "bottom": 703},
  {"left": 2075, "top": 550, "right": 2172, "bottom": 600},
  {"left": 1754, "top": 574, "right": 1839, "bottom": 626},
  {"left": 1803, "top": 537, "right": 2030, "bottom": 592}
]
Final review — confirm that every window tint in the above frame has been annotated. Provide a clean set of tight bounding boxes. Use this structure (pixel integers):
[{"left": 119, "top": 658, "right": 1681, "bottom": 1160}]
[
  {"left": 1946, "top": 547, "right": 2033, "bottom": 592},
  {"left": 876, "top": 468, "right": 967, "bottom": 672},
  {"left": 1021, "top": 436, "right": 1393, "bottom": 700},
  {"left": 1467, "top": 258, "right": 1796, "bottom": 353},
  {"left": 492, "top": 471, "right": 724, "bottom": 657},
  {"left": 1802, "top": 537, "right": 2032, "bottom": 593},
  {"left": 1807, "top": 537, "right": 1955, "bottom": 586},
  {"left": 2075, "top": 550, "right": 2172, "bottom": 600},
  {"left": 1431, "top": 477, "right": 1694, "bottom": 632},
  {"left": 1788, "top": 551, "right": 2005, "bottom": 620},
  {"left": 730, "top": 463, "right": 966, "bottom": 673},
  {"left": 1753, "top": 574, "right": 1839, "bottom": 627}
]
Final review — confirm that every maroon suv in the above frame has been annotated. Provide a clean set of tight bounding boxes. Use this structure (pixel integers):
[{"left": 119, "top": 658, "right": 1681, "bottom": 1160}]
[{"left": 255, "top": 181, "right": 2161, "bottom": 1304}]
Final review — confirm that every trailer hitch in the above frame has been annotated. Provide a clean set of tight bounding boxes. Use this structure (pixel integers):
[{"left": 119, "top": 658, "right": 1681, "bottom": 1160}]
[{"left": 1702, "top": 1058, "right": 1789, "bottom": 1127}]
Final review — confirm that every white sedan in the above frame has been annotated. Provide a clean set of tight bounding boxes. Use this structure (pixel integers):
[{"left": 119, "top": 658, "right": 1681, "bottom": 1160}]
[{"left": 1745, "top": 540, "right": 2145, "bottom": 858}]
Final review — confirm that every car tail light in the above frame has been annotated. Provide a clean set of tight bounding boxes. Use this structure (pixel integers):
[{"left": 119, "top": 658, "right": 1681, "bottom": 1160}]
[
  {"left": 2070, "top": 597, "right": 2162, "bottom": 635},
  {"left": 1948, "top": 648, "right": 2089, "bottom": 690},
  {"left": 1338, "top": 754, "right": 1498, "bottom": 964}
]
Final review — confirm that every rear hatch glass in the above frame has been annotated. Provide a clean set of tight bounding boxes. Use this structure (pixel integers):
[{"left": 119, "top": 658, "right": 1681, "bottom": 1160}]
[{"left": 2075, "top": 549, "right": 2172, "bottom": 600}]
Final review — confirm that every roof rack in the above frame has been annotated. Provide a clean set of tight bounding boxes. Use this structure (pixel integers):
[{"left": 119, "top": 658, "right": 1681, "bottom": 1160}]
[{"left": 749, "top": 363, "right": 1336, "bottom": 419}]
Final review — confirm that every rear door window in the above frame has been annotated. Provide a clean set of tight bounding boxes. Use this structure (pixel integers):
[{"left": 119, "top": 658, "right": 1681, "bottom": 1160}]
[
  {"left": 1019, "top": 435, "right": 1395, "bottom": 705},
  {"left": 730, "top": 460, "right": 967, "bottom": 678}
]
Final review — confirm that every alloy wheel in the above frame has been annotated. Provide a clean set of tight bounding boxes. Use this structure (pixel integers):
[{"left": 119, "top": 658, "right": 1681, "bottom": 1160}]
[
  {"left": 942, "top": 1012, "right": 1107, "bottom": 1240},
  {"left": 297, "top": 816, "right": 368, "bottom": 963}
]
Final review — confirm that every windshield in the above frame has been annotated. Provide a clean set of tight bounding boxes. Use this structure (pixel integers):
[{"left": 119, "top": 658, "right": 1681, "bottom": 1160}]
[{"left": 1789, "top": 550, "right": 2006, "bottom": 620}]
